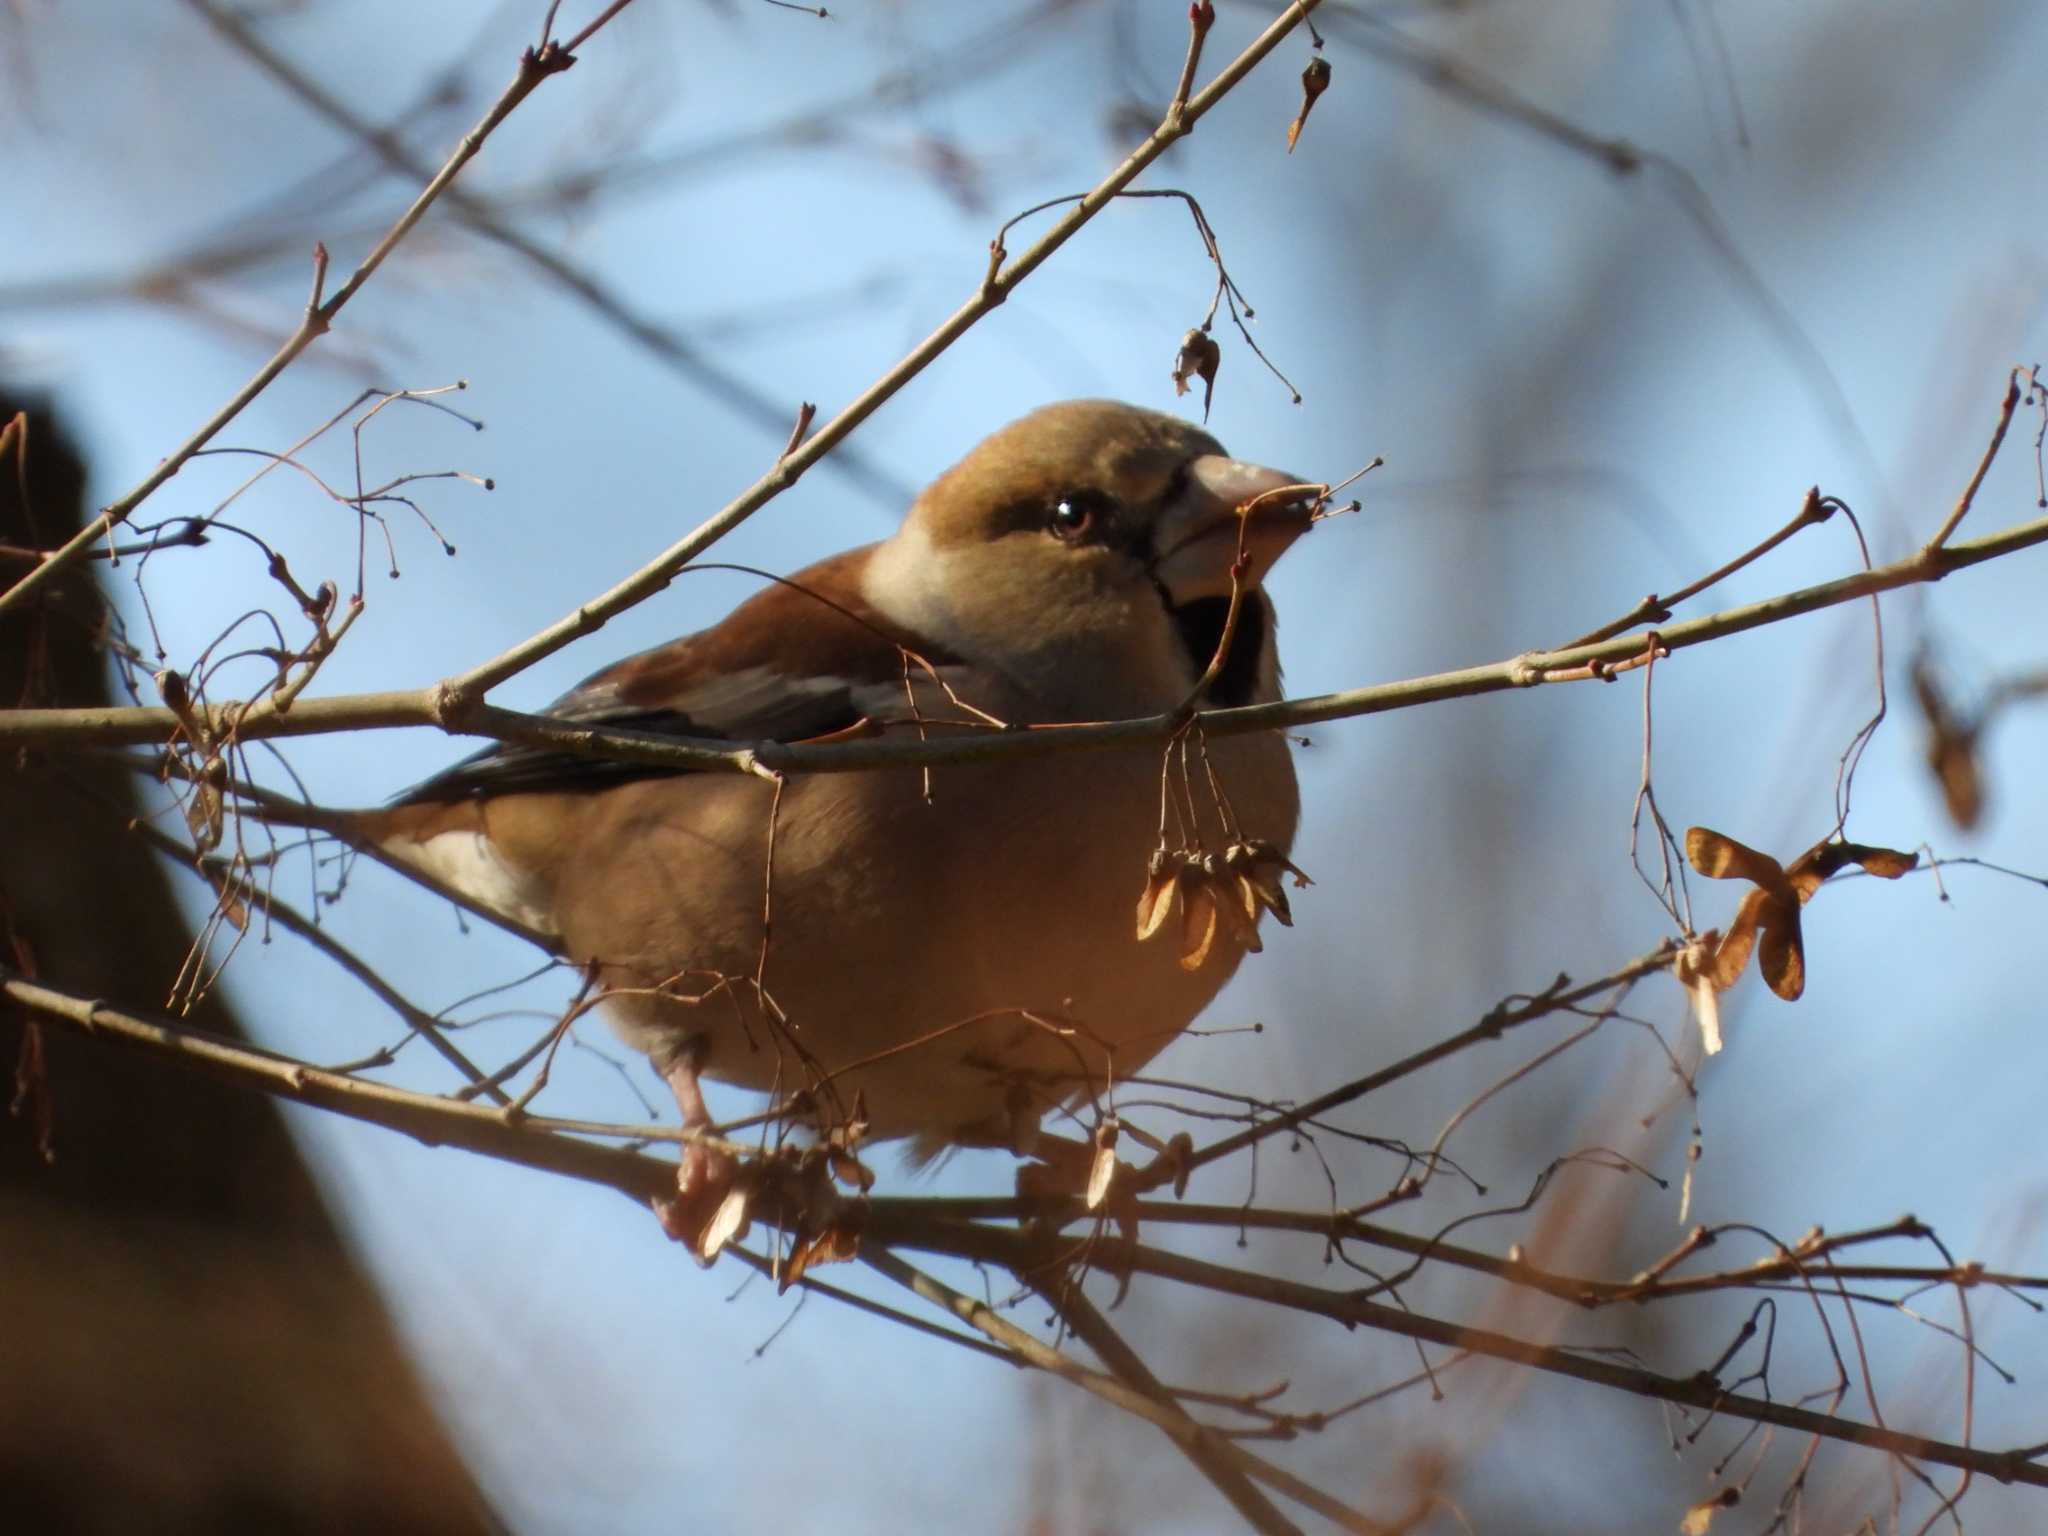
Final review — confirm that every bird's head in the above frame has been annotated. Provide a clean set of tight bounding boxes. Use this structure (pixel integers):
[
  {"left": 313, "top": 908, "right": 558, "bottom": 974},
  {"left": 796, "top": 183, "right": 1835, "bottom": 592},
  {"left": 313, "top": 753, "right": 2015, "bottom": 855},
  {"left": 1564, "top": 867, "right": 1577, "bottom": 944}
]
[{"left": 865, "top": 400, "right": 1316, "bottom": 715}]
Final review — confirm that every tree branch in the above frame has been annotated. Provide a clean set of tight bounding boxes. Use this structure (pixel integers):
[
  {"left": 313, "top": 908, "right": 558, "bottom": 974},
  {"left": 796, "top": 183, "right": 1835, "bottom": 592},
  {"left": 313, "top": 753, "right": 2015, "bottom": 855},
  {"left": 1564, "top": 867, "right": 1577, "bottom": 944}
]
[
  {"left": 427, "top": 0, "right": 1329, "bottom": 712},
  {"left": 181, "top": 0, "right": 916, "bottom": 510},
  {"left": 1038, "top": 1276, "right": 1309, "bottom": 1535},
  {"left": 9, "top": 507, "right": 2047, "bottom": 770},
  {"left": 868, "top": 1213, "right": 2048, "bottom": 1494},
  {"left": 15, "top": 962, "right": 2042, "bottom": 1498},
  {"left": 0, "top": 15, "right": 630, "bottom": 620}
]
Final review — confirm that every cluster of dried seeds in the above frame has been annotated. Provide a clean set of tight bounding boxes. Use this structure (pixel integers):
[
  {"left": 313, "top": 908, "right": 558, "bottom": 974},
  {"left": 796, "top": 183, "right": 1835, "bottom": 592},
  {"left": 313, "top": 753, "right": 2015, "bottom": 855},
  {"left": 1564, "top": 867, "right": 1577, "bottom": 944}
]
[{"left": 1135, "top": 837, "right": 1311, "bottom": 970}]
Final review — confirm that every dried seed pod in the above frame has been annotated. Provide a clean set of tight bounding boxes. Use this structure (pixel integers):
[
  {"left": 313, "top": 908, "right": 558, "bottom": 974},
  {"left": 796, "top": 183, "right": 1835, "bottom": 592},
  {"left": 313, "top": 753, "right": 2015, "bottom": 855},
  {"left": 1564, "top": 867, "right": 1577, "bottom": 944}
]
[
  {"left": 781, "top": 1218, "right": 861, "bottom": 1291},
  {"left": 1287, "top": 55, "right": 1332, "bottom": 153},
  {"left": 1177, "top": 867, "right": 1220, "bottom": 970},
  {"left": 1207, "top": 867, "right": 1264, "bottom": 954},
  {"left": 699, "top": 1185, "right": 752, "bottom": 1261},
  {"left": 1087, "top": 1117, "right": 1120, "bottom": 1209},
  {"left": 1172, "top": 327, "right": 1221, "bottom": 421},
  {"left": 1135, "top": 848, "right": 1182, "bottom": 942},
  {"left": 1226, "top": 839, "right": 1310, "bottom": 926}
]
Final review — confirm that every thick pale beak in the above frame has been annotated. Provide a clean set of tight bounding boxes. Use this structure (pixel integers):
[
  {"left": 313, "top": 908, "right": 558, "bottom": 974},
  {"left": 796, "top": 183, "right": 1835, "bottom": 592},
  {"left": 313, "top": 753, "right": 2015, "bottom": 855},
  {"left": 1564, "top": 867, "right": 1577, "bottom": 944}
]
[{"left": 1151, "top": 455, "right": 1316, "bottom": 603}]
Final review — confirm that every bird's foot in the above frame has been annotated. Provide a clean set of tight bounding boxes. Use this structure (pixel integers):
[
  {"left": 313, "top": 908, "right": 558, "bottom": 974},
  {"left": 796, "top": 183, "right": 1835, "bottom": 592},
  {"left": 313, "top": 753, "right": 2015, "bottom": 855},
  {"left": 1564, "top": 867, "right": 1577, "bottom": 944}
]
[
  {"left": 651, "top": 1038, "right": 751, "bottom": 1264},
  {"left": 1135, "top": 1129, "right": 1196, "bottom": 1199},
  {"left": 652, "top": 1135, "right": 872, "bottom": 1280},
  {"left": 652, "top": 1137, "right": 751, "bottom": 1265}
]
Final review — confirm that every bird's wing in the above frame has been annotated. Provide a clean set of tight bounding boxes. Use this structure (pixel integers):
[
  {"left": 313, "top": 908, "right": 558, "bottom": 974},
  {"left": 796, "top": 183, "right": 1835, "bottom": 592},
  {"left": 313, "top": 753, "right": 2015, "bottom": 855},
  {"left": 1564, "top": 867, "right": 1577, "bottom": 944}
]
[{"left": 395, "top": 547, "right": 971, "bottom": 804}]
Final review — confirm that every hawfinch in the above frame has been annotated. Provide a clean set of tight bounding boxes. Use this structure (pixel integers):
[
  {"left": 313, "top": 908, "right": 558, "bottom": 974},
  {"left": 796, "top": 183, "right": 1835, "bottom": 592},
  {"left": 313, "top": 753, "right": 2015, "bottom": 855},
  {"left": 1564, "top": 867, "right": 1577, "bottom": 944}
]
[{"left": 355, "top": 401, "right": 1312, "bottom": 1245}]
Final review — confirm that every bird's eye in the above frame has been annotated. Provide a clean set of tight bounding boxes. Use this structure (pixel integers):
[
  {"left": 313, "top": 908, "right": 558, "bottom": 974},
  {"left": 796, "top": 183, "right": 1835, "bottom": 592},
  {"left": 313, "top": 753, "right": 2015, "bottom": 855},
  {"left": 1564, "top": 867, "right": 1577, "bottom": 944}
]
[{"left": 1048, "top": 492, "right": 1104, "bottom": 543}]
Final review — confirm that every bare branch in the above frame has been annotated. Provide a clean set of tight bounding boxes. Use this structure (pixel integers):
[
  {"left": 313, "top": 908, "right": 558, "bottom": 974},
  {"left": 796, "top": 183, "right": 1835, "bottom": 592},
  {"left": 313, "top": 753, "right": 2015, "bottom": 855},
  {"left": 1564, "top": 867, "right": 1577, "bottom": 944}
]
[
  {"left": 9, "top": 504, "right": 2047, "bottom": 774},
  {"left": 0, "top": 16, "right": 623, "bottom": 621},
  {"left": 430, "top": 0, "right": 1330, "bottom": 713}
]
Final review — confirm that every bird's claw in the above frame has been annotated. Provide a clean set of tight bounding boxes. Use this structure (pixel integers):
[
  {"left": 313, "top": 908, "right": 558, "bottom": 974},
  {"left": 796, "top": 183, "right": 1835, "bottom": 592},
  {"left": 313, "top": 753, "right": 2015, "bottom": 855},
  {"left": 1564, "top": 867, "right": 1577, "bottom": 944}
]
[{"left": 652, "top": 1137, "right": 749, "bottom": 1265}]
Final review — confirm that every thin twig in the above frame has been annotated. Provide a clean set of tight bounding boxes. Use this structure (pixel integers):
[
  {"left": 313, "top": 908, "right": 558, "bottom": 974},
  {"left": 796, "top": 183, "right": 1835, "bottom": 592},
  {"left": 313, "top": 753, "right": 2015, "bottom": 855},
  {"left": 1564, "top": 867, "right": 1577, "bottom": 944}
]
[
  {"left": 1924, "top": 367, "right": 2026, "bottom": 551},
  {"left": 1040, "top": 1276, "right": 1308, "bottom": 1535},
  {"left": 428, "top": 0, "right": 1328, "bottom": 715},
  {"left": 0, "top": 19, "right": 615, "bottom": 620},
  {"left": 870, "top": 1213, "right": 2048, "bottom": 1493},
  {"left": 1151, "top": 947, "right": 1678, "bottom": 1188},
  {"left": 121, "top": 811, "right": 506, "bottom": 1100},
  {"left": 11, "top": 505, "right": 2048, "bottom": 768},
  {"left": 1168, "top": 2, "right": 1215, "bottom": 129},
  {"left": 16, "top": 964, "right": 2042, "bottom": 1497},
  {"left": 859, "top": 1245, "right": 1379, "bottom": 1534},
  {"left": 182, "top": 0, "right": 913, "bottom": 512},
  {"left": 1562, "top": 484, "right": 1835, "bottom": 650}
]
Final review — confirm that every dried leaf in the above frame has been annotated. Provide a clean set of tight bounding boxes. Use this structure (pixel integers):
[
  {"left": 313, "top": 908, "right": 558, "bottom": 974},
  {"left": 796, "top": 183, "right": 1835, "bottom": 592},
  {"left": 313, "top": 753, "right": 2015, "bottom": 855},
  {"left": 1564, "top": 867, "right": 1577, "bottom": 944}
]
[
  {"left": 1207, "top": 867, "right": 1264, "bottom": 954},
  {"left": 1230, "top": 872, "right": 1261, "bottom": 925},
  {"left": 1685, "top": 826, "right": 1788, "bottom": 895},
  {"left": 1144, "top": 842, "right": 1308, "bottom": 961},
  {"left": 1172, "top": 327, "right": 1221, "bottom": 421},
  {"left": 1695, "top": 987, "right": 1723, "bottom": 1054},
  {"left": 177, "top": 856, "right": 245, "bottom": 942},
  {"left": 1845, "top": 843, "right": 1918, "bottom": 880},
  {"left": 1228, "top": 840, "right": 1308, "bottom": 926},
  {"left": 1178, "top": 869, "right": 1220, "bottom": 970},
  {"left": 155, "top": 667, "right": 188, "bottom": 709},
  {"left": 1681, "top": 1487, "right": 1739, "bottom": 1533},
  {"left": 781, "top": 1219, "right": 861, "bottom": 1290},
  {"left": 1163, "top": 1131, "right": 1194, "bottom": 1200},
  {"left": 216, "top": 888, "right": 249, "bottom": 933},
  {"left": 1286, "top": 55, "right": 1331, "bottom": 153},
  {"left": 1785, "top": 840, "right": 1846, "bottom": 900},
  {"left": 1086, "top": 1123, "right": 1119, "bottom": 1210},
  {"left": 1135, "top": 856, "right": 1180, "bottom": 942},
  {"left": 1692, "top": 829, "right": 1912, "bottom": 1003},
  {"left": 155, "top": 668, "right": 219, "bottom": 767},
  {"left": 1783, "top": 838, "right": 1918, "bottom": 901},
  {"left": 1246, "top": 869, "right": 1292, "bottom": 926},
  {"left": 1930, "top": 734, "right": 1983, "bottom": 828},
  {"left": 1706, "top": 889, "right": 1767, "bottom": 990},
  {"left": 828, "top": 1149, "right": 874, "bottom": 1192},
  {"left": 699, "top": 1185, "right": 752, "bottom": 1261},
  {"left": 185, "top": 782, "right": 224, "bottom": 854},
  {"left": 1914, "top": 658, "right": 1984, "bottom": 828},
  {"left": 1675, "top": 940, "right": 1724, "bottom": 1055},
  {"left": 1755, "top": 901, "right": 1806, "bottom": 1001}
]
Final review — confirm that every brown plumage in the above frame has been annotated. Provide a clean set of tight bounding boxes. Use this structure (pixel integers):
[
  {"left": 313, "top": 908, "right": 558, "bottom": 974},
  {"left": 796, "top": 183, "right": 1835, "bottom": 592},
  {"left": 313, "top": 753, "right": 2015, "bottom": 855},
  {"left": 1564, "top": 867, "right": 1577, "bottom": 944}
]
[{"left": 352, "top": 401, "right": 1314, "bottom": 1252}]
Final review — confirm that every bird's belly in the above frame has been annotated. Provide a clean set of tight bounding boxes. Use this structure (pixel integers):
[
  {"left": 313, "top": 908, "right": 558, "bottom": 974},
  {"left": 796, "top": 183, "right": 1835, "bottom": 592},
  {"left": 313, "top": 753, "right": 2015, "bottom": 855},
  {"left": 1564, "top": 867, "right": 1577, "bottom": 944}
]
[{"left": 561, "top": 734, "right": 1298, "bottom": 1149}]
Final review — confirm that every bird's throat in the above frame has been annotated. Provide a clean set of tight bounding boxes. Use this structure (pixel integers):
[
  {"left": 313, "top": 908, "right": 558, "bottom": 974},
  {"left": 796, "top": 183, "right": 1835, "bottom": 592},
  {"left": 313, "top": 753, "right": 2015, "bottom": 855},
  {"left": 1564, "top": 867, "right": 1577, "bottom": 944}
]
[{"left": 1171, "top": 594, "right": 1266, "bottom": 707}]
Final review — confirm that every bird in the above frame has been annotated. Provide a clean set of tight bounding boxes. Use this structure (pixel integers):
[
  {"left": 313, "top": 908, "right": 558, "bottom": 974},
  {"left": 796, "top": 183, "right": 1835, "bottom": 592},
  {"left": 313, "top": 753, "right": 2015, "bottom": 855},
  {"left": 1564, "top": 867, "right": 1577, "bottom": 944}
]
[{"left": 347, "top": 400, "right": 1314, "bottom": 1253}]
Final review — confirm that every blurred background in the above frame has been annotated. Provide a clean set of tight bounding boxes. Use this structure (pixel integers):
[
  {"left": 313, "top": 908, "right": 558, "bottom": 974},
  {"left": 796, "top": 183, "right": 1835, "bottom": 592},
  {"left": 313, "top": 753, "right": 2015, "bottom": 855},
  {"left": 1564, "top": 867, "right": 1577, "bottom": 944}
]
[{"left": 4, "top": 1, "right": 2046, "bottom": 1530}]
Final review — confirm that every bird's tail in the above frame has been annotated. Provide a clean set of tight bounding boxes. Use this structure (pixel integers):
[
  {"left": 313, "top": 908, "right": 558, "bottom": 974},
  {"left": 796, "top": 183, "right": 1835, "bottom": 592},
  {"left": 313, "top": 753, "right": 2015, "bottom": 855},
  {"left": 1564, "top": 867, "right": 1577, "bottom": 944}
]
[
  {"left": 231, "top": 792, "right": 358, "bottom": 838},
  {"left": 228, "top": 790, "right": 556, "bottom": 949}
]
